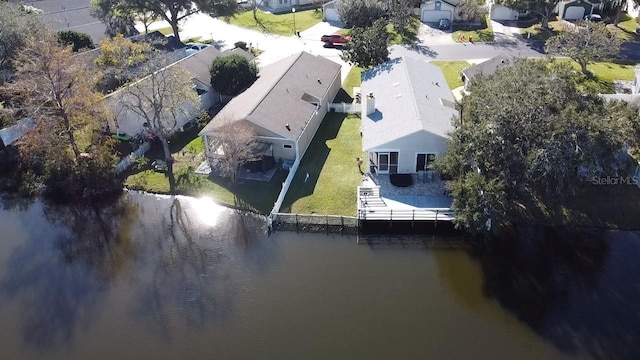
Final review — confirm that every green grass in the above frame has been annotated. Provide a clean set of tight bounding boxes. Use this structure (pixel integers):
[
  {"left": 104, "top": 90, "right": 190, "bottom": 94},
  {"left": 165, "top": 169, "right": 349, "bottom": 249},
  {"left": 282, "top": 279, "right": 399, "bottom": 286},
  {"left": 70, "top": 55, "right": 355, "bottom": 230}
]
[
  {"left": 124, "top": 124, "right": 284, "bottom": 214},
  {"left": 453, "top": 15, "right": 494, "bottom": 43},
  {"left": 550, "top": 59, "right": 637, "bottom": 93},
  {"left": 429, "top": 61, "right": 469, "bottom": 89},
  {"left": 281, "top": 66, "right": 365, "bottom": 216},
  {"left": 280, "top": 113, "right": 363, "bottom": 216},
  {"left": 223, "top": 9, "right": 322, "bottom": 35},
  {"left": 607, "top": 12, "right": 640, "bottom": 41},
  {"left": 156, "top": 26, "right": 180, "bottom": 36},
  {"left": 387, "top": 16, "right": 421, "bottom": 45},
  {"left": 519, "top": 19, "right": 564, "bottom": 41}
]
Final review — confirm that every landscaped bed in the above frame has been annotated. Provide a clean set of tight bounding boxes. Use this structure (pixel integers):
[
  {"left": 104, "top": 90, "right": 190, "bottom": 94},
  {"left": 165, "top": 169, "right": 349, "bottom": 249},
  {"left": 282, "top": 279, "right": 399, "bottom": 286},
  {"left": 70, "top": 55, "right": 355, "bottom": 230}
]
[{"left": 452, "top": 15, "right": 494, "bottom": 43}]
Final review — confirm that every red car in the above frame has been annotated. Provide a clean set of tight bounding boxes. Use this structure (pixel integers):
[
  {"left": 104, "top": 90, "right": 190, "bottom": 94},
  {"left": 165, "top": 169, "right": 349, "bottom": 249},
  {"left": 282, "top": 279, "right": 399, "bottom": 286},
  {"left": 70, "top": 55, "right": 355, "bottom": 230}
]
[{"left": 321, "top": 34, "right": 351, "bottom": 46}]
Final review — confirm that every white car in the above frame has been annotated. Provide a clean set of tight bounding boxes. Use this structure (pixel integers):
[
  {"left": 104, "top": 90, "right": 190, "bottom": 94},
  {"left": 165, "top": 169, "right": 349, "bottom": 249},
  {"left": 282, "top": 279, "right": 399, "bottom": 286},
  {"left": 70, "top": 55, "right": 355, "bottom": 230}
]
[{"left": 185, "top": 43, "right": 210, "bottom": 55}]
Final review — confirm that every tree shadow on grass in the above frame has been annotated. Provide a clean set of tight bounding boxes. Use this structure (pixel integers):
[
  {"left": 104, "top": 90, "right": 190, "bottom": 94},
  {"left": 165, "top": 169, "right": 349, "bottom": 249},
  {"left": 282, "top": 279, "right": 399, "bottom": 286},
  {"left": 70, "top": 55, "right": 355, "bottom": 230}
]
[{"left": 279, "top": 112, "right": 349, "bottom": 212}]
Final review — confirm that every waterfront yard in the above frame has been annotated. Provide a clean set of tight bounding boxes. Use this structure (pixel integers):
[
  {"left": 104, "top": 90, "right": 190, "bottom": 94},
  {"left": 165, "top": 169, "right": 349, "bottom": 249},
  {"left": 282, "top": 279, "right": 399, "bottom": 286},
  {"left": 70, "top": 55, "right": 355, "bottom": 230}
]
[{"left": 223, "top": 9, "right": 322, "bottom": 35}]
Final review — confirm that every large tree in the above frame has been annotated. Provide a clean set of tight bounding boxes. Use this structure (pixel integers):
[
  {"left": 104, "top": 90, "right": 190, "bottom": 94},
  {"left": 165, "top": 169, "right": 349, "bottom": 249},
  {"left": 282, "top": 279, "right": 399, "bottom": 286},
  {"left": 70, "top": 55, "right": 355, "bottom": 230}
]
[
  {"left": 341, "top": 19, "right": 390, "bottom": 68},
  {"left": 1, "top": 35, "right": 121, "bottom": 199},
  {"left": 496, "top": 0, "right": 559, "bottom": 28},
  {"left": 92, "top": 0, "right": 238, "bottom": 42},
  {"left": 209, "top": 55, "right": 258, "bottom": 97},
  {"left": 206, "top": 119, "right": 259, "bottom": 183},
  {"left": 90, "top": 0, "right": 140, "bottom": 37},
  {"left": 337, "top": 0, "right": 386, "bottom": 28},
  {"left": 437, "top": 59, "right": 626, "bottom": 232},
  {"left": 0, "top": 2, "right": 46, "bottom": 82},
  {"left": 545, "top": 21, "right": 622, "bottom": 75},
  {"left": 117, "top": 64, "right": 199, "bottom": 194}
]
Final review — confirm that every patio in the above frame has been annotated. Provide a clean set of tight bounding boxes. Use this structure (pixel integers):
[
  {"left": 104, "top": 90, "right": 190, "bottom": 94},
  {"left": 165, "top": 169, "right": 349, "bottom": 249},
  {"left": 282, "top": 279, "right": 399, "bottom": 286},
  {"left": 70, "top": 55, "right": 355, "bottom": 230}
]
[{"left": 358, "top": 172, "right": 454, "bottom": 220}]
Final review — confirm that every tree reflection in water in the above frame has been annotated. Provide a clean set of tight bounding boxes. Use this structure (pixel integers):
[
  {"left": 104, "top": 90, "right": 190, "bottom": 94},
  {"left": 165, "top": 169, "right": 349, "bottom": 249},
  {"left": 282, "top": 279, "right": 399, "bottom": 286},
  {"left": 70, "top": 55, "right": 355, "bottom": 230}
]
[
  {"left": 472, "top": 226, "right": 640, "bottom": 360},
  {"left": 130, "top": 196, "right": 270, "bottom": 340},
  {"left": 0, "top": 197, "right": 138, "bottom": 350}
]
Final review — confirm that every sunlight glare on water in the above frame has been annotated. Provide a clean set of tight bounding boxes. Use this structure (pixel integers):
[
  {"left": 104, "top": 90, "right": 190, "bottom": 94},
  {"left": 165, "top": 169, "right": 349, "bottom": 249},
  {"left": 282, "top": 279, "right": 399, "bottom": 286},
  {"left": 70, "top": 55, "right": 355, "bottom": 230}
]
[{"left": 190, "top": 196, "right": 226, "bottom": 227}]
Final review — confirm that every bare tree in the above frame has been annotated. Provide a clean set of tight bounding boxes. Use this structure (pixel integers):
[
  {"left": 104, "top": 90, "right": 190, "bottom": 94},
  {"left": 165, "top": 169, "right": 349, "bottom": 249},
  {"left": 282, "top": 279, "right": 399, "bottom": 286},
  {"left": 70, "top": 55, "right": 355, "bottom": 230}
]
[
  {"left": 118, "top": 64, "right": 199, "bottom": 194},
  {"left": 4, "top": 34, "right": 107, "bottom": 161},
  {"left": 206, "top": 119, "right": 259, "bottom": 183}
]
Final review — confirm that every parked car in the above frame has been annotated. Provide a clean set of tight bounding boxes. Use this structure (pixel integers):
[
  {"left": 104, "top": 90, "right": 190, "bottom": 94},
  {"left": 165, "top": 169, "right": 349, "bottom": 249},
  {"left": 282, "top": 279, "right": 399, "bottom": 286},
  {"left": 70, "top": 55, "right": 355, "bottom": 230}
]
[
  {"left": 185, "top": 42, "right": 210, "bottom": 55},
  {"left": 320, "top": 34, "right": 351, "bottom": 47},
  {"left": 584, "top": 14, "right": 602, "bottom": 22},
  {"left": 438, "top": 18, "right": 451, "bottom": 30}
]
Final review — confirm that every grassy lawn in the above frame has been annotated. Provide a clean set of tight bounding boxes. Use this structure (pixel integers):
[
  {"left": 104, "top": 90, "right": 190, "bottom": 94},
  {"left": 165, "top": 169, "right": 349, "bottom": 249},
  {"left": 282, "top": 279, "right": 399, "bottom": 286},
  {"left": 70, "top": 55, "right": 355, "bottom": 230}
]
[
  {"left": 280, "top": 113, "right": 363, "bottom": 216},
  {"left": 519, "top": 19, "right": 564, "bottom": 41},
  {"left": 281, "top": 66, "right": 365, "bottom": 216},
  {"left": 429, "top": 61, "right": 469, "bottom": 89},
  {"left": 124, "top": 124, "right": 285, "bottom": 214},
  {"left": 453, "top": 15, "right": 494, "bottom": 43},
  {"left": 607, "top": 12, "right": 640, "bottom": 41},
  {"left": 156, "top": 26, "right": 179, "bottom": 36},
  {"left": 388, "top": 16, "right": 421, "bottom": 45},
  {"left": 549, "top": 59, "right": 637, "bottom": 93},
  {"left": 223, "top": 9, "right": 322, "bottom": 35}
]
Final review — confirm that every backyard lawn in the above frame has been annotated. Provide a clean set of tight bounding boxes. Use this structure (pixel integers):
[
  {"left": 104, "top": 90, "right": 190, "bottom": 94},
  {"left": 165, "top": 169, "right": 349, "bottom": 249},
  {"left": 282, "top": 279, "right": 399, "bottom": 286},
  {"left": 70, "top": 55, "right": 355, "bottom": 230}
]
[
  {"left": 280, "top": 113, "right": 363, "bottom": 216},
  {"left": 223, "top": 9, "right": 322, "bottom": 35},
  {"left": 124, "top": 125, "right": 285, "bottom": 214},
  {"left": 453, "top": 15, "right": 494, "bottom": 43},
  {"left": 429, "top": 61, "right": 469, "bottom": 89}
]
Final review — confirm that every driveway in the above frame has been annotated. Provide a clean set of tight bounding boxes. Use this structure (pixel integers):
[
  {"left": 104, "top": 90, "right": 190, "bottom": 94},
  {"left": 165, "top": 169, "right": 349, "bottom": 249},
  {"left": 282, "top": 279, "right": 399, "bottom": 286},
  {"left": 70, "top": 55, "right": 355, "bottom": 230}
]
[
  {"left": 490, "top": 20, "right": 522, "bottom": 44},
  {"left": 416, "top": 23, "right": 456, "bottom": 45}
]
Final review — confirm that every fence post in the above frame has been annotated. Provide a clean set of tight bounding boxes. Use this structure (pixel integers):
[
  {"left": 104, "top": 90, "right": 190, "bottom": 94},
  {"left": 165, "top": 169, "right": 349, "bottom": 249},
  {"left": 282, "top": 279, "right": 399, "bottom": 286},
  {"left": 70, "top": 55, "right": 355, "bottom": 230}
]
[
  {"left": 435, "top": 209, "right": 438, "bottom": 227},
  {"left": 341, "top": 216, "right": 344, "bottom": 234},
  {"left": 389, "top": 209, "right": 393, "bottom": 230},
  {"left": 412, "top": 209, "right": 415, "bottom": 228},
  {"left": 295, "top": 213, "right": 299, "bottom": 233},
  {"left": 326, "top": 215, "right": 329, "bottom": 235}
]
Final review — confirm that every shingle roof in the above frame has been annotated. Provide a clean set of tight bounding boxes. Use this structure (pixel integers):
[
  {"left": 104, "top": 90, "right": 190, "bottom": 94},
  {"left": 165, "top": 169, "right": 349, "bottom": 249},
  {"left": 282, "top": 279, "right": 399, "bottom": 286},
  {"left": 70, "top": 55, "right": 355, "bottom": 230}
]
[
  {"left": 361, "top": 56, "right": 456, "bottom": 151},
  {"left": 0, "top": 117, "right": 36, "bottom": 146},
  {"left": 461, "top": 55, "right": 512, "bottom": 82},
  {"left": 179, "top": 46, "right": 223, "bottom": 86},
  {"left": 199, "top": 52, "right": 342, "bottom": 141},
  {"left": 221, "top": 47, "right": 256, "bottom": 62}
]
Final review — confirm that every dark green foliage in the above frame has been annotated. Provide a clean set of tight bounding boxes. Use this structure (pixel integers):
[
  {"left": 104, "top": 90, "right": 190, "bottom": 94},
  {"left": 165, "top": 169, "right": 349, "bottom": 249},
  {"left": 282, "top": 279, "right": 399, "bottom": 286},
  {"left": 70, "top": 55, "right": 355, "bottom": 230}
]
[
  {"left": 57, "top": 30, "right": 95, "bottom": 52},
  {"left": 437, "top": 59, "right": 632, "bottom": 233},
  {"left": 234, "top": 41, "right": 247, "bottom": 50},
  {"left": 209, "top": 55, "right": 258, "bottom": 96},
  {"left": 337, "top": 0, "right": 386, "bottom": 28},
  {"left": 340, "top": 19, "right": 390, "bottom": 68}
]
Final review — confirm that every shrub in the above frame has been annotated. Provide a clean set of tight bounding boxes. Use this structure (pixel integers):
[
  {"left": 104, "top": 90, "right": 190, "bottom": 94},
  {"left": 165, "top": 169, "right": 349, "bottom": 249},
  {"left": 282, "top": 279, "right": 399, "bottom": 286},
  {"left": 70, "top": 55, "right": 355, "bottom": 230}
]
[
  {"left": 57, "top": 30, "right": 95, "bottom": 52},
  {"left": 234, "top": 41, "right": 248, "bottom": 50}
]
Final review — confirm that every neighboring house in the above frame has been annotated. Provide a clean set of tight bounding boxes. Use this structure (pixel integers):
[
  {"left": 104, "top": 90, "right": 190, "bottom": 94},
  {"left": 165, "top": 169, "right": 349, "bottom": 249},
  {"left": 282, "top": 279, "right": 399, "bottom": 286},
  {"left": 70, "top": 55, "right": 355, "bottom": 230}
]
[
  {"left": 461, "top": 54, "right": 512, "bottom": 91},
  {"left": 106, "top": 46, "right": 225, "bottom": 136},
  {"left": 420, "top": 0, "right": 461, "bottom": 24},
  {"left": 361, "top": 56, "right": 457, "bottom": 174},
  {"left": 0, "top": 117, "right": 36, "bottom": 149},
  {"left": 323, "top": 0, "right": 342, "bottom": 22},
  {"left": 555, "top": 0, "right": 602, "bottom": 20},
  {"left": 261, "top": 0, "right": 320, "bottom": 12},
  {"left": 199, "top": 51, "right": 342, "bottom": 168}
]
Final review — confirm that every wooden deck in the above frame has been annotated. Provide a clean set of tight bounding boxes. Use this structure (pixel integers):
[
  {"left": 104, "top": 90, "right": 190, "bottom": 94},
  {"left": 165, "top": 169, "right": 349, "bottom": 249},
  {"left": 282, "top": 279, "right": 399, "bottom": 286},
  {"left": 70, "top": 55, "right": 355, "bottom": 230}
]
[{"left": 357, "top": 186, "right": 455, "bottom": 222}]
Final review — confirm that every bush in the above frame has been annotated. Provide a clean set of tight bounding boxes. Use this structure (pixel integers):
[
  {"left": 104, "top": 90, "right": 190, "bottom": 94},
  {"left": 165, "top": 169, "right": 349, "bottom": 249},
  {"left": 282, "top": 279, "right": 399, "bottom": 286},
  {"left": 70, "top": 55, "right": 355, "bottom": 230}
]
[
  {"left": 234, "top": 41, "right": 248, "bottom": 50},
  {"left": 57, "top": 30, "right": 95, "bottom": 52},
  {"left": 210, "top": 55, "right": 258, "bottom": 96}
]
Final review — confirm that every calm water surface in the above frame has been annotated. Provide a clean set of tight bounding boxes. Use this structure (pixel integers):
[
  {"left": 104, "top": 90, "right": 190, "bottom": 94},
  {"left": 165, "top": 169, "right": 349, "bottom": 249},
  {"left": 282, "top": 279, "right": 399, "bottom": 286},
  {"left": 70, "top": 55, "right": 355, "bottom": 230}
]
[{"left": 0, "top": 193, "right": 639, "bottom": 359}]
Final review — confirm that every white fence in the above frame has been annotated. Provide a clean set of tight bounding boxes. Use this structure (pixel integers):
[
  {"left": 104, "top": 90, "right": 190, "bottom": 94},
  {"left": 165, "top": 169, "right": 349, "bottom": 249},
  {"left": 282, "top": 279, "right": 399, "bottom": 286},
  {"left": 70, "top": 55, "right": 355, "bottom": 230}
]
[
  {"left": 115, "top": 141, "right": 151, "bottom": 174},
  {"left": 270, "top": 157, "right": 301, "bottom": 215},
  {"left": 328, "top": 102, "right": 361, "bottom": 114}
]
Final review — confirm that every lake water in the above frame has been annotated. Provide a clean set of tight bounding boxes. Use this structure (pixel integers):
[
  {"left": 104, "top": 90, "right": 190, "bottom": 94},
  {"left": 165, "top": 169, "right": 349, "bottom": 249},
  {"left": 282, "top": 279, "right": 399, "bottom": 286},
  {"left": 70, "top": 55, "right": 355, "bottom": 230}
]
[{"left": 0, "top": 192, "right": 639, "bottom": 359}]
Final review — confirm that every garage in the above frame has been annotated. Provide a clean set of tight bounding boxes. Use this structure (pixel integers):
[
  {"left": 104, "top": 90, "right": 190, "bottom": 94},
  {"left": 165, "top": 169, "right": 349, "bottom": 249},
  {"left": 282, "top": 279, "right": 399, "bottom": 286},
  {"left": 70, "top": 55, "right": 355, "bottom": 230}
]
[
  {"left": 490, "top": 5, "right": 518, "bottom": 21},
  {"left": 324, "top": 8, "right": 340, "bottom": 22},
  {"left": 421, "top": 10, "right": 452, "bottom": 23},
  {"left": 564, "top": 6, "right": 586, "bottom": 20}
]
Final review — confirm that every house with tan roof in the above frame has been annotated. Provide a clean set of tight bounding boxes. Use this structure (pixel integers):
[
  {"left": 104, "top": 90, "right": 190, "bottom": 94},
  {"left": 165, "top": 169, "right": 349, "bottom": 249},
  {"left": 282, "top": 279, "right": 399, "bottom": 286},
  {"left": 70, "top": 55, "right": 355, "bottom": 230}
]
[{"left": 199, "top": 51, "right": 342, "bottom": 168}]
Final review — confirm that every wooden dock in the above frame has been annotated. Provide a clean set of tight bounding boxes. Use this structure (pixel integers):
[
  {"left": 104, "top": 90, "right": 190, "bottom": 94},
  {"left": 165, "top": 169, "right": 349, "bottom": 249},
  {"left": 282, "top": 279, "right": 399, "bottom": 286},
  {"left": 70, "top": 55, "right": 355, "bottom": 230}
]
[{"left": 357, "top": 186, "right": 455, "bottom": 223}]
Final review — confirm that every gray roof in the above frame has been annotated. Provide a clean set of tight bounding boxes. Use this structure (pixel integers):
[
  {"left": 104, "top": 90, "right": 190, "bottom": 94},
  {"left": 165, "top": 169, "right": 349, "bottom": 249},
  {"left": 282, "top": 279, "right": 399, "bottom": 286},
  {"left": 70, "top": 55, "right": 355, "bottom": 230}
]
[
  {"left": 200, "top": 52, "right": 342, "bottom": 141},
  {"left": 180, "top": 46, "right": 223, "bottom": 86},
  {"left": 222, "top": 47, "right": 256, "bottom": 62},
  {"left": 461, "top": 55, "right": 513, "bottom": 82},
  {"left": 361, "top": 56, "right": 457, "bottom": 151},
  {"left": 0, "top": 117, "right": 36, "bottom": 146}
]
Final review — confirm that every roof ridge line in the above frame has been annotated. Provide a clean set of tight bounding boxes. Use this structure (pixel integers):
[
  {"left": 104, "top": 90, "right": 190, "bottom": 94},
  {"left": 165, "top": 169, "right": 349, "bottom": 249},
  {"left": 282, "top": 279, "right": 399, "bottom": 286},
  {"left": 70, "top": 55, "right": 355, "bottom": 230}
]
[{"left": 402, "top": 57, "right": 423, "bottom": 127}]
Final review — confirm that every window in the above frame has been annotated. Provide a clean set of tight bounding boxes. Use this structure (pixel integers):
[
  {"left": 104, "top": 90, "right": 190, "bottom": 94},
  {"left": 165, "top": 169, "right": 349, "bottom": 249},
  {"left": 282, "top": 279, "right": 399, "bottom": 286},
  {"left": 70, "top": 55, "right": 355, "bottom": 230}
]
[
  {"left": 435, "top": 1, "right": 441, "bottom": 10},
  {"left": 283, "top": 144, "right": 292, "bottom": 149}
]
